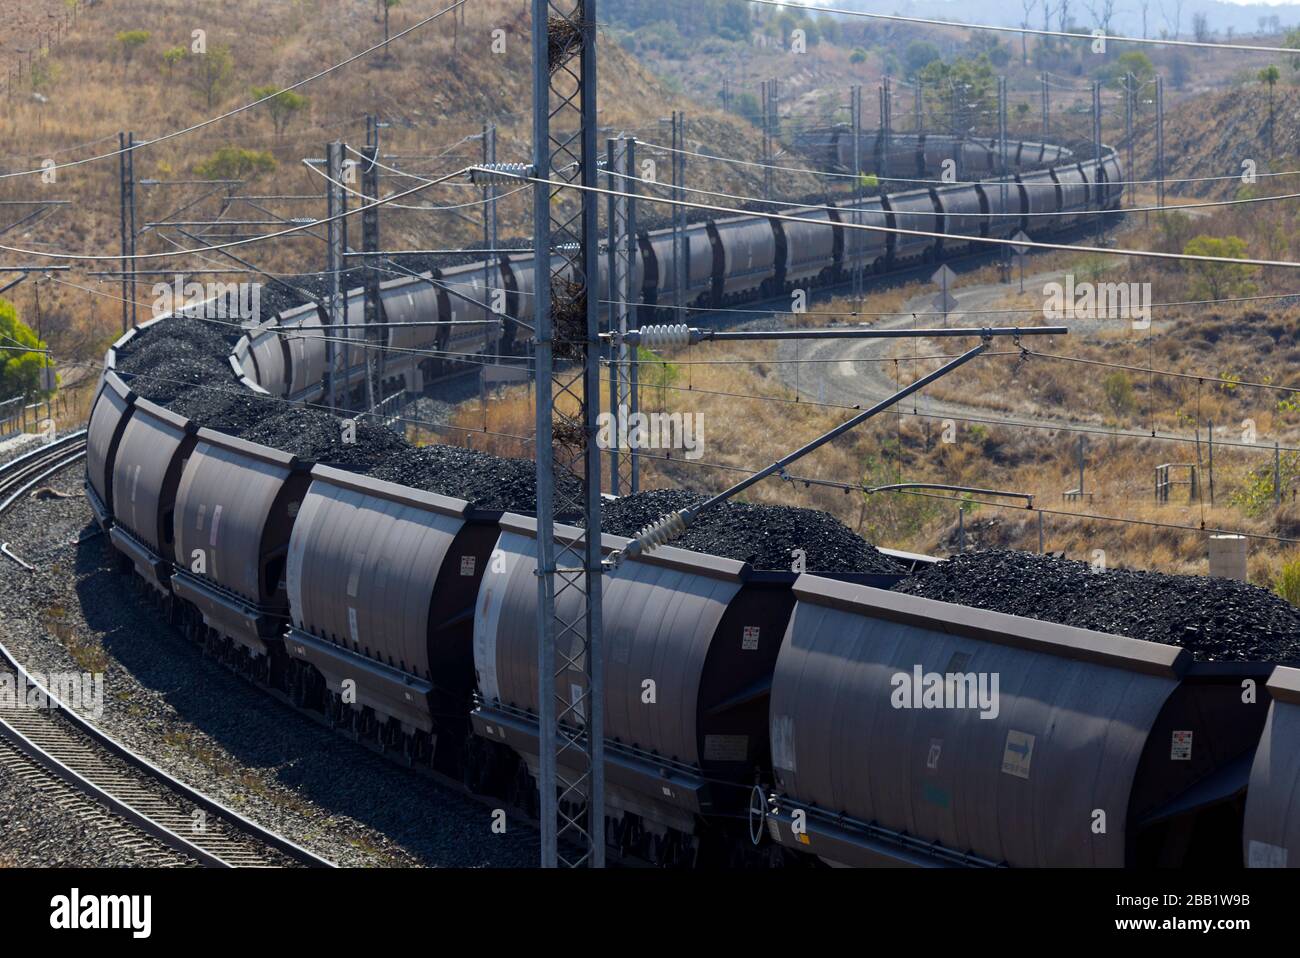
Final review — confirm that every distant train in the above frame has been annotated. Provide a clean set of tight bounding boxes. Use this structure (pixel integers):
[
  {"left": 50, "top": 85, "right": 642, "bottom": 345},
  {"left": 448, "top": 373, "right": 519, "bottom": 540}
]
[
  {"left": 226, "top": 131, "right": 1123, "bottom": 404},
  {"left": 86, "top": 131, "right": 1300, "bottom": 872}
]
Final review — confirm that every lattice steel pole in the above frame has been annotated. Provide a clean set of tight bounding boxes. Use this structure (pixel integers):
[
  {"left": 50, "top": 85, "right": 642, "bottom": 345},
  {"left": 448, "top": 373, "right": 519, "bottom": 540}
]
[
  {"left": 606, "top": 135, "right": 636, "bottom": 496},
  {"left": 362, "top": 127, "right": 381, "bottom": 412},
  {"left": 999, "top": 76, "right": 1009, "bottom": 281},
  {"left": 532, "top": 0, "right": 605, "bottom": 869},
  {"left": 118, "top": 131, "right": 136, "bottom": 332},
  {"left": 671, "top": 111, "right": 686, "bottom": 311},
  {"left": 483, "top": 122, "right": 499, "bottom": 403},
  {"left": 850, "top": 84, "right": 862, "bottom": 308},
  {"left": 627, "top": 135, "right": 640, "bottom": 495},
  {"left": 325, "top": 141, "right": 346, "bottom": 412}
]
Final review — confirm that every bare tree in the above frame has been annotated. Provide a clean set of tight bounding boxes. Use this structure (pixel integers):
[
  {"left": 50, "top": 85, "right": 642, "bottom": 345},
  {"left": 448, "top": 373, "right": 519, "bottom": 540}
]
[
  {"left": 1160, "top": 0, "right": 1184, "bottom": 39},
  {"left": 1022, "top": 0, "right": 1036, "bottom": 63},
  {"left": 1141, "top": 0, "right": 1151, "bottom": 38},
  {"left": 1192, "top": 11, "right": 1210, "bottom": 42},
  {"left": 1058, "top": 0, "right": 1071, "bottom": 33},
  {"left": 1042, "top": 0, "right": 1055, "bottom": 49},
  {"left": 1085, "top": 0, "right": 1117, "bottom": 38}
]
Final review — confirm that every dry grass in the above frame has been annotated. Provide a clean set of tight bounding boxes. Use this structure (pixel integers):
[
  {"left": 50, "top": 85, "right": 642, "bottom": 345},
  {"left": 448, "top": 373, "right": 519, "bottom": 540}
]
[
  {"left": 41, "top": 601, "right": 109, "bottom": 673},
  {"left": 1, "top": 0, "right": 818, "bottom": 376}
]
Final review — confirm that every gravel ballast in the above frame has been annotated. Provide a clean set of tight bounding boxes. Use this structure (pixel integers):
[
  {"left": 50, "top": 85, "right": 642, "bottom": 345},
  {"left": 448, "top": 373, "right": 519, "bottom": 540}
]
[
  {"left": 0, "top": 735, "right": 193, "bottom": 867},
  {"left": 893, "top": 550, "right": 1300, "bottom": 662},
  {"left": 597, "top": 489, "right": 907, "bottom": 574}
]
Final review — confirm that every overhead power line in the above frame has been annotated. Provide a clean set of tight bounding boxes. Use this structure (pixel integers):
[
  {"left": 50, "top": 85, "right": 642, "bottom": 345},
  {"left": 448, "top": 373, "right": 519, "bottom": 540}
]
[
  {"left": 0, "top": 168, "right": 470, "bottom": 261},
  {"left": 0, "top": 0, "right": 470, "bottom": 182},
  {"left": 745, "top": 0, "right": 1300, "bottom": 54}
]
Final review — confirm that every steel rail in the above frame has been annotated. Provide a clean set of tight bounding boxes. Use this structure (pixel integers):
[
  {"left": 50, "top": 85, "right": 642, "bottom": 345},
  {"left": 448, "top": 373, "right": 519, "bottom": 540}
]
[{"left": 0, "top": 433, "right": 335, "bottom": 868}]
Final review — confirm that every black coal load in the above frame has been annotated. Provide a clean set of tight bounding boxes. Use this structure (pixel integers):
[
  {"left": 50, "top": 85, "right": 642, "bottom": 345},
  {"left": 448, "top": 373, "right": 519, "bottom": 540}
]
[
  {"left": 597, "top": 489, "right": 907, "bottom": 574},
  {"left": 255, "top": 283, "right": 313, "bottom": 317},
  {"left": 164, "top": 380, "right": 274, "bottom": 433},
  {"left": 116, "top": 316, "right": 235, "bottom": 371},
  {"left": 240, "top": 406, "right": 408, "bottom": 470},
  {"left": 893, "top": 550, "right": 1300, "bottom": 662},
  {"left": 122, "top": 356, "right": 234, "bottom": 406},
  {"left": 371, "top": 444, "right": 584, "bottom": 515},
  {"left": 115, "top": 316, "right": 240, "bottom": 406}
]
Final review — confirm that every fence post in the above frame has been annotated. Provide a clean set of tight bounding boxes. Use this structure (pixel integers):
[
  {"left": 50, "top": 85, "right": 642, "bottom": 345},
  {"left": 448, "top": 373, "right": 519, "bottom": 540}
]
[
  {"left": 1208, "top": 422, "right": 1215, "bottom": 506},
  {"left": 1276, "top": 440, "right": 1283, "bottom": 507}
]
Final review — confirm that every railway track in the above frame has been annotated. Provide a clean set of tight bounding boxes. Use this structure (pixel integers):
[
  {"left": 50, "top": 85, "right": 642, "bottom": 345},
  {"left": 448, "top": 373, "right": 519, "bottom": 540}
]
[{"left": 0, "top": 433, "right": 335, "bottom": 868}]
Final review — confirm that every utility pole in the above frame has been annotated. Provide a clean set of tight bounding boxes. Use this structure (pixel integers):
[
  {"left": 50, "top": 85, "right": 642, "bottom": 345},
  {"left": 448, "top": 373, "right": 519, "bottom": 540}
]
[
  {"left": 1155, "top": 74, "right": 1165, "bottom": 211},
  {"left": 769, "top": 76, "right": 780, "bottom": 142},
  {"left": 118, "top": 131, "right": 136, "bottom": 332},
  {"left": 949, "top": 81, "right": 963, "bottom": 183},
  {"left": 482, "top": 121, "right": 498, "bottom": 394},
  {"left": 998, "top": 76, "right": 1009, "bottom": 282},
  {"left": 362, "top": 120, "right": 382, "bottom": 412},
  {"left": 606, "top": 136, "right": 638, "bottom": 495},
  {"left": 530, "top": 0, "right": 605, "bottom": 869},
  {"left": 671, "top": 111, "right": 687, "bottom": 311},
  {"left": 761, "top": 80, "right": 773, "bottom": 201},
  {"left": 1124, "top": 73, "right": 1135, "bottom": 210},
  {"left": 1041, "top": 72, "right": 1049, "bottom": 140},
  {"left": 1092, "top": 80, "right": 1103, "bottom": 244},
  {"left": 325, "top": 141, "right": 346, "bottom": 412},
  {"left": 914, "top": 78, "right": 923, "bottom": 134},
  {"left": 851, "top": 84, "right": 863, "bottom": 307},
  {"left": 880, "top": 75, "right": 891, "bottom": 182}
]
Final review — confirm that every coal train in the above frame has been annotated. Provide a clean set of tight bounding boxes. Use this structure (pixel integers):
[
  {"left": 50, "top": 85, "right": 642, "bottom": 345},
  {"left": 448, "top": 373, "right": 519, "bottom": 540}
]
[
  {"left": 81, "top": 131, "right": 1300, "bottom": 869},
  {"left": 227, "top": 131, "right": 1123, "bottom": 405},
  {"left": 81, "top": 367, "right": 1300, "bottom": 868}
]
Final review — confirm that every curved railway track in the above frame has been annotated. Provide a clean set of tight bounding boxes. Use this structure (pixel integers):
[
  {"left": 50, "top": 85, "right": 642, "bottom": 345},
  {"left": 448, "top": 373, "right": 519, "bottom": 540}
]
[{"left": 0, "top": 433, "right": 335, "bottom": 868}]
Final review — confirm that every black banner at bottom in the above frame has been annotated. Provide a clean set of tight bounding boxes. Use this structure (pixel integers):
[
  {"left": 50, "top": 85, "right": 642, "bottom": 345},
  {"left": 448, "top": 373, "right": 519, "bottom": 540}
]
[{"left": 0, "top": 867, "right": 1286, "bottom": 944}]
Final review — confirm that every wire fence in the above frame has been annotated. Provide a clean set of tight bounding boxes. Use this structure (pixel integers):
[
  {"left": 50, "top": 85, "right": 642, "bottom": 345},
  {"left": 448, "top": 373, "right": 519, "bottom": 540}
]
[{"left": 0, "top": 394, "right": 61, "bottom": 440}]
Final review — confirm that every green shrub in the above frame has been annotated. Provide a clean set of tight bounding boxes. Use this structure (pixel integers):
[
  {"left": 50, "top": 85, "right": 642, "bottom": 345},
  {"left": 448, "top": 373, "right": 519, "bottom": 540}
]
[
  {"left": 0, "top": 300, "right": 53, "bottom": 399},
  {"left": 194, "top": 147, "right": 277, "bottom": 180},
  {"left": 1275, "top": 555, "right": 1300, "bottom": 606}
]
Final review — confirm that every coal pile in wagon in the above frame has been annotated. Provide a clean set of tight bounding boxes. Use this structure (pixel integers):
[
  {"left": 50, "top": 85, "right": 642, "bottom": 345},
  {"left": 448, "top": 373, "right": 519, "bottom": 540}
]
[
  {"left": 117, "top": 316, "right": 235, "bottom": 371},
  {"left": 241, "top": 407, "right": 408, "bottom": 470},
  {"left": 371, "top": 444, "right": 584, "bottom": 516},
  {"left": 165, "top": 381, "right": 274, "bottom": 433},
  {"left": 122, "top": 356, "right": 232, "bottom": 406},
  {"left": 115, "top": 317, "right": 238, "bottom": 405},
  {"left": 256, "top": 284, "right": 312, "bottom": 317},
  {"left": 597, "top": 489, "right": 907, "bottom": 574},
  {"left": 893, "top": 549, "right": 1300, "bottom": 662}
]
